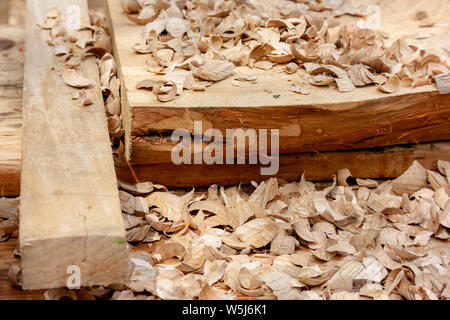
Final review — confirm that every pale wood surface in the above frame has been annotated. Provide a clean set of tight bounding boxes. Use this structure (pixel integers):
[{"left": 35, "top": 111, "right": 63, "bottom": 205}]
[
  {"left": 106, "top": 0, "right": 450, "bottom": 165},
  {"left": 19, "top": 0, "right": 128, "bottom": 290},
  {"left": 7, "top": 0, "right": 25, "bottom": 25},
  {"left": 0, "top": 25, "right": 23, "bottom": 197}
]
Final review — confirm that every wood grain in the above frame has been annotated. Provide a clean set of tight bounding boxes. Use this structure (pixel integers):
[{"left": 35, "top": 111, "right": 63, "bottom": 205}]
[
  {"left": 0, "top": 0, "right": 8, "bottom": 24},
  {"left": 20, "top": 0, "right": 128, "bottom": 290},
  {"left": 129, "top": 91, "right": 450, "bottom": 164},
  {"left": 106, "top": 0, "right": 450, "bottom": 167},
  {"left": 0, "top": 25, "right": 23, "bottom": 197},
  {"left": 116, "top": 142, "right": 450, "bottom": 187}
]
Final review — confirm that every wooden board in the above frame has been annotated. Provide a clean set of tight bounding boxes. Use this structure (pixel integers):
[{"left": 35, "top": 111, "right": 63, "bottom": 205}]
[
  {"left": 19, "top": 0, "right": 128, "bottom": 290},
  {"left": 117, "top": 142, "right": 450, "bottom": 187},
  {"left": 0, "top": 25, "right": 23, "bottom": 197},
  {"left": 106, "top": 0, "right": 450, "bottom": 167},
  {"left": 0, "top": 1, "right": 8, "bottom": 24},
  {"left": 0, "top": 29, "right": 449, "bottom": 195}
]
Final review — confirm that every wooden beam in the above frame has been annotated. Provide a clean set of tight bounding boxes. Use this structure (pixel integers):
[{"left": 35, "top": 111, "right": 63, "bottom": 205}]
[
  {"left": 105, "top": 0, "right": 450, "bottom": 167},
  {"left": 0, "top": 25, "right": 23, "bottom": 197},
  {"left": 20, "top": 0, "right": 127, "bottom": 290},
  {"left": 116, "top": 142, "right": 450, "bottom": 187},
  {"left": 128, "top": 92, "right": 450, "bottom": 164},
  {"left": 0, "top": 0, "right": 8, "bottom": 24}
]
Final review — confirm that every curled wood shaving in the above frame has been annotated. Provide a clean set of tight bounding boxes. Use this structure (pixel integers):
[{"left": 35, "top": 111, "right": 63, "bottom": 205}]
[
  {"left": 235, "top": 218, "right": 277, "bottom": 248},
  {"left": 433, "top": 73, "right": 450, "bottom": 95},
  {"left": 337, "top": 168, "right": 352, "bottom": 186},
  {"left": 118, "top": 180, "right": 161, "bottom": 195},
  {"left": 152, "top": 80, "right": 177, "bottom": 102},
  {"left": 0, "top": 218, "right": 19, "bottom": 241},
  {"left": 8, "top": 263, "right": 22, "bottom": 288},
  {"left": 44, "top": 288, "right": 78, "bottom": 300},
  {"left": 62, "top": 68, "right": 91, "bottom": 88},
  {"left": 8, "top": 159, "right": 449, "bottom": 300},
  {"left": 392, "top": 161, "right": 427, "bottom": 195},
  {"left": 122, "top": 0, "right": 142, "bottom": 14},
  {"left": 378, "top": 75, "right": 401, "bottom": 93},
  {"left": 192, "top": 60, "right": 235, "bottom": 82},
  {"left": 122, "top": 0, "right": 448, "bottom": 98},
  {"left": 347, "top": 64, "right": 375, "bottom": 87},
  {"left": 270, "top": 236, "right": 296, "bottom": 255},
  {"left": 127, "top": 8, "right": 157, "bottom": 25},
  {"left": 285, "top": 62, "right": 299, "bottom": 74}
]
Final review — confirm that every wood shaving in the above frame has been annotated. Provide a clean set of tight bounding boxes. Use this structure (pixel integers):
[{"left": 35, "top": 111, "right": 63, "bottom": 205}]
[
  {"left": 285, "top": 62, "right": 299, "bottom": 74},
  {"left": 122, "top": 0, "right": 448, "bottom": 97},
  {"left": 22, "top": 5, "right": 450, "bottom": 302},
  {"left": 378, "top": 75, "right": 401, "bottom": 93},
  {"left": 44, "top": 288, "right": 78, "bottom": 300},
  {"left": 54, "top": 44, "right": 70, "bottom": 56},
  {"left": 192, "top": 60, "right": 235, "bottom": 82},
  {"left": 392, "top": 160, "right": 427, "bottom": 195},
  {"left": 290, "top": 82, "right": 310, "bottom": 95},
  {"left": 62, "top": 68, "right": 91, "bottom": 88},
  {"left": 38, "top": 9, "right": 126, "bottom": 160},
  {"left": 235, "top": 218, "right": 277, "bottom": 248},
  {"left": 434, "top": 73, "right": 450, "bottom": 95},
  {"left": 3, "top": 160, "right": 442, "bottom": 300},
  {"left": 347, "top": 64, "right": 376, "bottom": 87},
  {"left": 152, "top": 80, "right": 177, "bottom": 102},
  {"left": 8, "top": 263, "right": 22, "bottom": 288}
]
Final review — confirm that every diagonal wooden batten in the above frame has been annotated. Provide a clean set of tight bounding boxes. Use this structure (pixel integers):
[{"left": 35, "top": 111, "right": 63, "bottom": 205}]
[{"left": 19, "top": 0, "right": 128, "bottom": 290}]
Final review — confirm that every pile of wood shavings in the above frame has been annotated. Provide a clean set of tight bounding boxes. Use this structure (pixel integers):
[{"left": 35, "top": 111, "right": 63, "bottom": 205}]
[
  {"left": 125, "top": 0, "right": 450, "bottom": 100},
  {"left": 3, "top": 160, "right": 449, "bottom": 300},
  {"left": 37, "top": 8, "right": 125, "bottom": 159}
]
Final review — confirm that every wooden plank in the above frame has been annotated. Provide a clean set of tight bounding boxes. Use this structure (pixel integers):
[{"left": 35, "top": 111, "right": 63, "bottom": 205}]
[
  {"left": 0, "top": 25, "right": 23, "bottom": 197},
  {"left": 1, "top": 30, "right": 449, "bottom": 194},
  {"left": 105, "top": 0, "right": 450, "bottom": 166},
  {"left": 20, "top": 0, "right": 127, "bottom": 290},
  {"left": 116, "top": 142, "right": 450, "bottom": 187},
  {"left": 0, "top": 0, "right": 8, "bottom": 24}
]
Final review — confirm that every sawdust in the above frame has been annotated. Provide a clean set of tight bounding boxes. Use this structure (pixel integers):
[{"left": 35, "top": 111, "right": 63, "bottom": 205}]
[
  {"left": 5, "top": 161, "right": 450, "bottom": 300},
  {"left": 123, "top": 0, "right": 449, "bottom": 99}
]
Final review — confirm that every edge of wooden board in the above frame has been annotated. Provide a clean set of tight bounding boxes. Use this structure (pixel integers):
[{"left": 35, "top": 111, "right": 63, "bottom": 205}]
[
  {"left": 116, "top": 141, "right": 450, "bottom": 187},
  {"left": 128, "top": 91, "right": 450, "bottom": 164}
]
